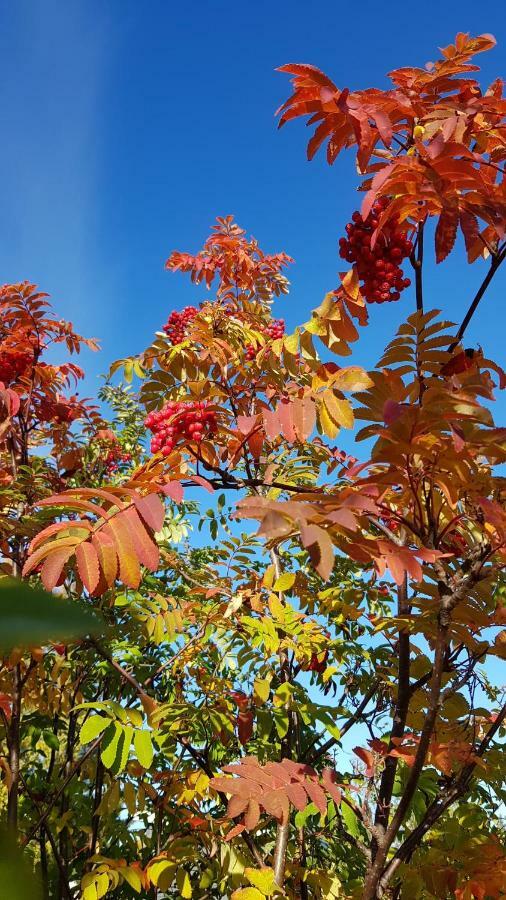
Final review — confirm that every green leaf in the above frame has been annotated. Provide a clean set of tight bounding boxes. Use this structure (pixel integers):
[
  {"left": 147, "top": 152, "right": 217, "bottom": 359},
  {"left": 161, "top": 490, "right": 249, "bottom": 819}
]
[
  {"left": 295, "top": 802, "right": 319, "bottom": 829},
  {"left": 341, "top": 798, "right": 361, "bottom": 837},
  {"left": 42, "top": 730, "right": 60, "bottom": 751},
  {"left": 273, "top": 709, "right": 289, "bottom": 738},
  {"left": 134, "top": 729, "right": 154, "bottom": 769},
  {"left": 101, "top": 722, "right": 132, "bottom": 773},
  {"left": 79, "top": 714, "right": 110, "bottom": 746},
  {"left": 0, "top": 578, "right": 103, "bottom": 651}
]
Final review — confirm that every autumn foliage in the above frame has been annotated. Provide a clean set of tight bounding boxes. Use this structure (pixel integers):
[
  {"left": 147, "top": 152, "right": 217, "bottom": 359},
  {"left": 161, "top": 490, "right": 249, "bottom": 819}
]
[{"left": 1, "top": 31, "right": 506, "bottom": 900}]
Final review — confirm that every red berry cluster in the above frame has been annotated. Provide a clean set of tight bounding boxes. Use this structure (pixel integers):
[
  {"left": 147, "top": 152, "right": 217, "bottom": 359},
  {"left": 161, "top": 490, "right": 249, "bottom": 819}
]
[
  {"left": 162, "top": 306, "right": 198, "bottom": 344},
  {"left": 145, "top": 401, "right": 217, "bottom": 456},
  {"left": 104, "top": 448, "right": 132, "bottom": 475},
  {"left": 339, "top": 199, "right": 412, "bottom": 304},
  {"left": 245, "top": 318, "right": 285, "bottom": 360},
  {"left": 0, "top": 348, "right": 33, "bottom": 385},
  {"left": 265, "top": 318, "right": 285, "bottom": 340}
]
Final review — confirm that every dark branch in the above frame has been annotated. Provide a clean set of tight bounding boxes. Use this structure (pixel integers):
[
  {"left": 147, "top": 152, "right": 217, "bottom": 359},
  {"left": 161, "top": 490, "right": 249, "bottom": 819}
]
[{"left": 449, "top": 244, "right": 506, "bottom": 351}]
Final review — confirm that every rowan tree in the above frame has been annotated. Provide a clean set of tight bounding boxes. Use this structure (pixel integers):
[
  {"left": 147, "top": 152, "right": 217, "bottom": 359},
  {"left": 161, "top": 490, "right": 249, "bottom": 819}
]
[{"left": 1, "top": 30, "right": 506, "bottom": 900}]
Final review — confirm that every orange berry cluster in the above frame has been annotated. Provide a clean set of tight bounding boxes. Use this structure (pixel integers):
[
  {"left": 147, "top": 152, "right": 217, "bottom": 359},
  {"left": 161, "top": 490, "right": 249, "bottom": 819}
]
[
  {"left": 145, "top": 401, "right": 217, "bottom": 456},
  {"left": 245, "top": 318, "right": 285, "bottom": 360},
  {"left": 339, "top": 199, "right": 412, "bottom": 304},
  {"left": 162, "top": 306, "right": 198, "bottom": 344},
  {"left": 0, "top": 348, "right": 33, "bottom": 385}
]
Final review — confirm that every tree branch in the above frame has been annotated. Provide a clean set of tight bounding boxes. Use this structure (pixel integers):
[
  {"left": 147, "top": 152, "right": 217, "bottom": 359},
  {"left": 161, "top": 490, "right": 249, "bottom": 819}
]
[
  {"left": 410, "top": 221, "right": 424, "bottom": 314},
  {"left": 449, "top": 245, "right": 506, "bottom": 351},
  {"left": 305, "top": 678, "right": 381, "bottom": 766},
  {"left": 372, "top": 576, "right": 410, "bottom": 850},
  {"left": 380, "top": 698, "right": 506, "bottom": 891}
]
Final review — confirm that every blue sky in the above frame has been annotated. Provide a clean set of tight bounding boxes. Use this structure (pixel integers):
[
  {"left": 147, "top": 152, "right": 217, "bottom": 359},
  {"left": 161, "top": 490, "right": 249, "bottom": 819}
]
[{"left": 1, "top": 0, "right": 505, "bottom": 420}]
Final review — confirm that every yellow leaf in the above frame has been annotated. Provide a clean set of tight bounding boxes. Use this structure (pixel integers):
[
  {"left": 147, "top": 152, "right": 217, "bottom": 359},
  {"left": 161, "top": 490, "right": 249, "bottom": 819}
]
[
  {"left": 253, "top": 678, "right": 271, "bottom": 706},
  {"left": 148, "top": 860, "right": 177, "bottom": 889},
  {"left": 283, "top": 329, "right": 300, "bottom": 355},
  {"left": 329, "top": 366, "right": 373, "bottom": 392},
  {"left": 245, "top": 866, "right": 277, "bottom": 895},
  {"left": 322, "top": 665, "right": 339, "bottom": 683},
  {"left": 268, "top": 594, "right": 286, "bottom": 622},
  {"left": 120, "top": 866, "right": 142, "bottom": 892},
  {"left": 231, "top": 890, "right": 264, "bottom": 900},
  {"left": 176, "top": 868, "right": 192, "bottom": 898},
  {"left": 318, "top": 400, "right": 340, "bottom": 439},
  {"left": 323, "top": 391, "right": 354, "bottom": 429},
  {"left": 262, "top": 565, "right": 276, "bottom": 589},
  {"left": 273, "top": 572, "right": 295, "bottom": 592},
  {"left": 124, "top": 782, "right": 136, "bottom": 816}
]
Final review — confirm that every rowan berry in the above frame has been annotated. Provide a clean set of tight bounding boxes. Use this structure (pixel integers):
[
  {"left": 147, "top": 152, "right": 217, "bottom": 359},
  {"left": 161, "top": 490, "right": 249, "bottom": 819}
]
[{"left": 338, "top": 200, "right": 413, "bottom": 304}]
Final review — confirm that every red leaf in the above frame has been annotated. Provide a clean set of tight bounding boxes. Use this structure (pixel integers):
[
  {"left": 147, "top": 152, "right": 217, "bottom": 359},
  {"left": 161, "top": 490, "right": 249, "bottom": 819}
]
[
  {"left": 188, "top": 475, "right": 215, "bottom": 493},
  {"left": 224, "top": 823, "right": 245, "bottom": 842},
  {"left": 244, "top": 799, "right": 261, "bottom": 831},
  {"left": 435, "top": 205, "right": 459, "bottom": 263},
  {"left": 237, "top": 415, "right": 258, "bottom": 435},
  {"left": 237, "top": 710, "right": 254, "bottom": 746},
  {"left": 261, "top": 789, "right": 289, "bottom": 824},
  {"left": 247, "top": 429, "right": 264, "bottom": 460},
  {"left": 459, "top": 210, "right": 480, "bottom": 261},
  {"left": 162, "top": 482, "right": 184, "bottom": 505},
  {"left": 104, "top": 515, "right": 141, "bottom": 589},
  {"left": 285, "top": 781, "right": 308, "bottom": 811},
  {"left": 262, "top": 408, "right": 281, "bottom": 442},
  {"left": 322, "top": 768, "right": 342, "bottom": 806},
  {"left": 383, "top": 400, "right": 406, "bottom": 425},
  {"left": 227, "top": 794, "right": 249, "bottom": 818},
  {"left": 292, "top": 396, "right": 316, "bottom": 442},
  {"left": 278, "top": 401, "right": 296, "bottom": 443},
  {"left": 304, "top": 779, "right": 327, "bottom": 815},
  {"left": 134, "top": 493, "right": 166, "bottom": 532}
]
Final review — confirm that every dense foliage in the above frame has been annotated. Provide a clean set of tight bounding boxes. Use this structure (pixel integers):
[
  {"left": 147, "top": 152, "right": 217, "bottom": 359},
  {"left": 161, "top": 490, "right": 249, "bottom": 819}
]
[{"left": 1, "top": 31, "right": 506, "bottom": 900}]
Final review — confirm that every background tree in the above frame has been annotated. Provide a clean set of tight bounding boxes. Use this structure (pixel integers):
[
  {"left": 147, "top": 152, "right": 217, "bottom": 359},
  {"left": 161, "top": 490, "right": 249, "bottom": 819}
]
[{"left": 0, "top": 30, "right": 505, "bottom": 900}]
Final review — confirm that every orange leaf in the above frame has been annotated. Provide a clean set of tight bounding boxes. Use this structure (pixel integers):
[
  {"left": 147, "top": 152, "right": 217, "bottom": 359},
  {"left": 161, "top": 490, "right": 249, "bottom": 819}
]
[
  {"left": 92, "top": 531, "right": 118, "bottom": 588},
  {"left": 300, "top": 524, "right": 335, "bottom": 580},
  {"left": 124, "top": 507, "right": 160, "bottom": 572},
  {"left": 75, "top": 542, "right": 100, "bottom": 594},
  {"left": 40, "top": 547, "right": 74, "bottom": 591},
  {"left": 104, "top": 515, "right": 141, "bottom": 589},
  {"left": 353, "top": 746, "right": 376, "bottom": 777}
]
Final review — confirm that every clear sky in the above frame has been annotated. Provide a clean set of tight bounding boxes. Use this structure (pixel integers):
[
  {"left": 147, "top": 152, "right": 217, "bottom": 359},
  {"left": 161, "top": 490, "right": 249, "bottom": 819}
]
[{"left": 1, "top": 0, "right": 505, "bottom": 415}]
